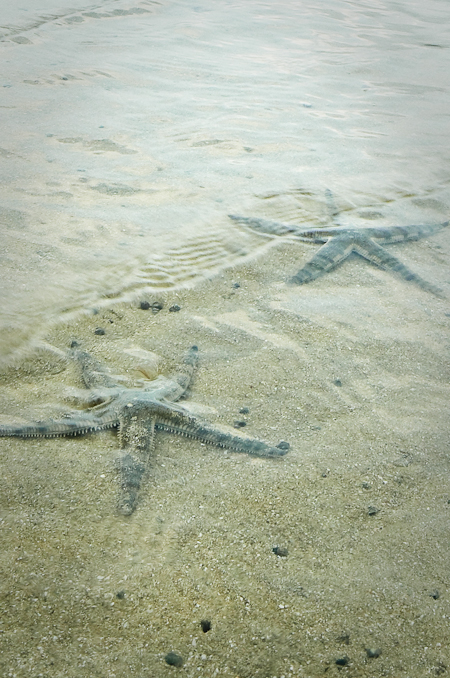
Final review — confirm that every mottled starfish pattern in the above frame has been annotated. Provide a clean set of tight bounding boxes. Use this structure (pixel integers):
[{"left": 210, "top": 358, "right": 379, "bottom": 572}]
[
  {"left": 0, "top": 344, "right": 287, "bottom": 515},
  {"left": 229, "top": 209, "right": 448, "bottom": 296}
]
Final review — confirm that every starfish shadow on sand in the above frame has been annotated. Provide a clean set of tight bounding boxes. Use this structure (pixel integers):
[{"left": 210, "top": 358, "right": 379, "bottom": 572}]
[
  {"left": 230, "top": 194, "right": 448, "bottom": 296},
  {"left": 0, "top": 344, "right": 288, "bottom": 515}
]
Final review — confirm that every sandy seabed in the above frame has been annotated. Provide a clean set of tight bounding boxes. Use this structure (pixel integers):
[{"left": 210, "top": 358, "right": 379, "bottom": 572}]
[
  {"left": 1, "top": 236, "right": 449, "bottom": 678},
  {"left": 1, "top": 0, "right": 450, "bottom": 675}
]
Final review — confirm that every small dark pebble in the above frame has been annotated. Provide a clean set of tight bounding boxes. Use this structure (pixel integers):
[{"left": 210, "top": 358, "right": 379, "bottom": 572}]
[
  {"left": 94, "top": 327, "right": 105, "bottom": 335},
  {"left": 165, "top": 652, "right": 183, "bottom": 667},
  {"left": 151, "top": 301, "right": 163, "bottom": 313},
  {"left": 430, "top": 589, "right": 440, "bottom": 600},
  {"left": 169, "top": 304, "right": 181, "bottom": 312},
  {"left": 334, "top": 379, "right": 342, "bottom": 387},
  {"left": 362, "top": 482, "right": 371, "bottom": 490},
  {"left": 365, "top": 648, "right": 382, "bottom": 659},
  {"left": 232, "top": 282, "right": 240, "bottom": 288},
  {"left": 234, "top": 420, "right": 246, "bottom": 428},
  {"left": 139, "top": 301, "right": 150, "bottom": 310},
  {"left": 239, "top": 407, "right": 250, "bottom": 414},
  {"left": 116, "top": 590, "right": 125, "bottom": 599},
  {"left": 335, "top": 656, "right": 349, "bottom": 666},
  {"left": 276, "top": 440, "right": 290, "bottom": 451},
  {"left": 272, "top": 546, "right": 288, "bottom": 557},
  {"left": 200, "top": 619, "right": 212, "bottom": 633},
  {"left": 367, "top": 506, "right": 379, "bottom": 516},
  {"left": 321, "top": 471, "right": 329, "bottom": 478}
]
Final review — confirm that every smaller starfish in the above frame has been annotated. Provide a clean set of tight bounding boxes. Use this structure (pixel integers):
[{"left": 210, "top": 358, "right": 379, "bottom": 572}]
[
  {"left": 0, "top": 344, "right": 288, "bottom": 515},
  {"left": 229, "top": 212, "right": 448, "bottom": 296}
]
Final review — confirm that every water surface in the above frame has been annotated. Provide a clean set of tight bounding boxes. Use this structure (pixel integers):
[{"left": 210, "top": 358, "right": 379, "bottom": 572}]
[{"left": 1, "top": 0, "right": 449, "bottom": 362}]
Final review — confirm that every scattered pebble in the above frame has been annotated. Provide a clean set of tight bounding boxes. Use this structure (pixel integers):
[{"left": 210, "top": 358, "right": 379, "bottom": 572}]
[
  {"left": 169, "top": 304, "right": 181, "bottom": 312},
  {"left": 272, "top": 546, "right": 288, "bottom": 557},
  {"left": 165, "top": 652, "right": 183, "bottom": 667},
  {"left": 139, "top": 300, "right": 163, "bottom": 313},
  {"left": 366, "top": 648, "right": 382, "bottom": 659},
  {"left": 233, "top": 420, "right": 246, "bottom": 428},
  {"left": 94, "top": 327, "right": 105, "bottom": 335},
  {"left": 232, "top": 282, "right": 240, "bottom": 288},
  {"left": 334, "top": 379, "right": 342, "bottom": 387},
  {"left": 335, "top": 656, "right": 349, "bottom": 666},
  {"left": 430, "top": 589, "right": 440, "bottom": 600},
  {"left": 116, "top": 590, "right": 125, "bottom": 599},
  {"left": 362, "top": 482, "right": 371, "bottom": 489},
  {"left": 368, "top": 506, "right": 379, "bottom": 516},
  {"left": 276, "top": 440, "right": 290, "bottom": 451},
  {"left": 200, "top": 619, "right": 212, "bottom": 633},
  {"left": 239, "top": 407, "right": 250, "bottom": 414}
]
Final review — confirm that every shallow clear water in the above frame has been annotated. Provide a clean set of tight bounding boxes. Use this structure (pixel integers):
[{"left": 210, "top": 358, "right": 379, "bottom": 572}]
[
  {"left": 1, "top": 0, "right": 449, "bottom": 363},
  {"left": 1, "top": 3, "right": 450, "bottom": 676}
]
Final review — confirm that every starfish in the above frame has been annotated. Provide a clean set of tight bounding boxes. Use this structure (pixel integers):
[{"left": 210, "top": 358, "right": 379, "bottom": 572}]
[
  {"left": 0, "top": 343, "right": 288, "bottom": 515},
  {"left": 229, "top": 209, "right": 448, "bottom": 296}
]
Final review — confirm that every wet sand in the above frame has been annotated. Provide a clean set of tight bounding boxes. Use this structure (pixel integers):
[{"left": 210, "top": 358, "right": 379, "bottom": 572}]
[
  {"left": 1, "top": 0, "right": 450, "bottom": 676},
  {"left": 1, "top": 236, "right": 449, "bottom": 677}
]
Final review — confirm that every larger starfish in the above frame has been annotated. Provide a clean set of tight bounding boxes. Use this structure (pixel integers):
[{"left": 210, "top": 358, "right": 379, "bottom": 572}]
[
  {"left": 229, "top": 209, "right": 448, "bottom": 296},
  {"left": 0, "top": 344, "right": 287, "bottom": 515}
]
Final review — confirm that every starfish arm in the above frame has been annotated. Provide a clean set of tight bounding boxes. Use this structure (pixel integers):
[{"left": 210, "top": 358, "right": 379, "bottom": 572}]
[
  {"left": 325, "top": 188, "right": 342, "bottom": 224},
  {"left": 289, "top": 235, "right": 355, "bottom": 285},
  {"left": 64, "top": 386, "right": 120, "bottom": 407},
  {"left": 165, "top": 345, "right": 199, "bottom": 401},
  {"left": 117, "top": 414, "right": 156, "bottom": 516},
  {"left": 118, "top": 405, "right": 156, "bottom": 452},
  {"left": 294, "top": 221, "right": 449, "bottom": 244},
  {"left": 352, "top": 236, "right": 444, "bottom": 296},
  {"left": 367, "top": 221, "right": 449, "bottom": 244},
  {"left": 70, "top": 342, "right": 120, "bottom": 389},
  {"left": 230, "top": 213, "right": 356, "bottom": 245},
  {"left": 155, "top": 411, "right": 287, "bottom": 458},
  {"left": 0, "top": 411, "right": 118, "bottom": 438}
]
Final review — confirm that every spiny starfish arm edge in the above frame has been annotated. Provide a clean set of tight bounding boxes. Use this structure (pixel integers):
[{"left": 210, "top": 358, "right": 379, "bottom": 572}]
[
  {"left": 0, "top": 416, "right": 118, "bottom": 438},
  {"left": 155, "top": 419, "right": 287, "bottom": 457}
]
